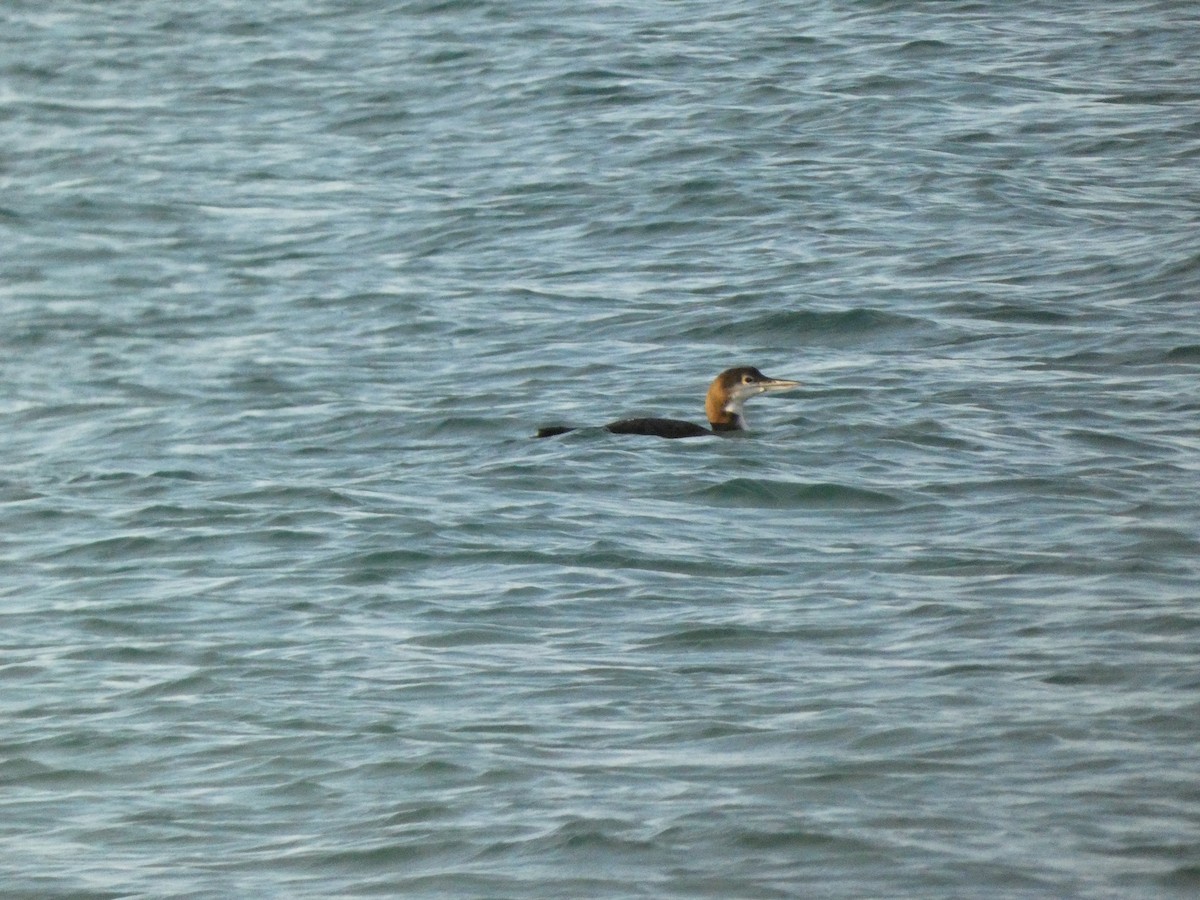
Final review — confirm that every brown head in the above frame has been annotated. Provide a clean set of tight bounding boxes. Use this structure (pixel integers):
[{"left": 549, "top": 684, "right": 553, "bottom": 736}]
[{"left": 704, "top": 366, "right": 800, "bottom": 431}]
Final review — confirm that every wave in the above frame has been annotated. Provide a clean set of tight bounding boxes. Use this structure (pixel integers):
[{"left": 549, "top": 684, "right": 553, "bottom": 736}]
[{"left": 688, "top": 477, "right": 903, "bottom": 509}]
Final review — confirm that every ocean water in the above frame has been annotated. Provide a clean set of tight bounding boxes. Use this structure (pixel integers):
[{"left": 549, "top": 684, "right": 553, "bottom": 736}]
[{"left": 2, "top": 1, "right": 1199, "bottom": 897}]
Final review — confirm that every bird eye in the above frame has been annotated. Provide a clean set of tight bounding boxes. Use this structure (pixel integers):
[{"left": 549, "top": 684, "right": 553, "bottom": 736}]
[{"left": 741, "top": 374, "right": 755, "bottom": 384}]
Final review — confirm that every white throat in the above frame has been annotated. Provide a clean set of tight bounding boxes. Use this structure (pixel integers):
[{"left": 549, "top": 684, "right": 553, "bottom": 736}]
[{"left": 723, "top": 397, "right": 748, "bottom": 430}]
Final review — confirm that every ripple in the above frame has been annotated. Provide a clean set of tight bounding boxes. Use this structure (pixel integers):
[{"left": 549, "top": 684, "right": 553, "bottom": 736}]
[{"left": 689, "top": 478, "right": 904, "bottom": 509}]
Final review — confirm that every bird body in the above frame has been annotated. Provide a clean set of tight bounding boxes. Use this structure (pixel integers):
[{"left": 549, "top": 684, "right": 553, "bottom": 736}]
[
  {"left": 602, "top": 417, "right": 714, "bottom": 439},
  {"left": 535, "top": 366, "right": 799, "bottom": 439}
]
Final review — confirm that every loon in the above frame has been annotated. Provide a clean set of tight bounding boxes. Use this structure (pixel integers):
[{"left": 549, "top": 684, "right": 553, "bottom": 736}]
[{"left": 535, "top": 366, "right": 799, "bottom": 439}]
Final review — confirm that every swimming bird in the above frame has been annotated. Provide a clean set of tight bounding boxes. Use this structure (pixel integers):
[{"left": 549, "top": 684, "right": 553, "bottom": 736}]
[{"left": 535, "top": 366, "right": 799, "bottom": 439}]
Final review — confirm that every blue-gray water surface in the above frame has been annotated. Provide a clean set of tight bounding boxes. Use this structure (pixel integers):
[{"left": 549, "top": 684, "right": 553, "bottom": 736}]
[{"left": 3, "top": 2, "right": 1199, "bottom": 897}]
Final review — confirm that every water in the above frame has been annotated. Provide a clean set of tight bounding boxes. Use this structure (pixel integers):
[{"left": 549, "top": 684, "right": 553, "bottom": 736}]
[{"left": 3, "top": 1, "right": 1199, "bottom": 896}]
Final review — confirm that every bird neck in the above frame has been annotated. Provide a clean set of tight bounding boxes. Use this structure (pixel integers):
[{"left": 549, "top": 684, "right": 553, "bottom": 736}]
[{"left": 705, "top": 382, "right": 746, "bottom": 431}]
